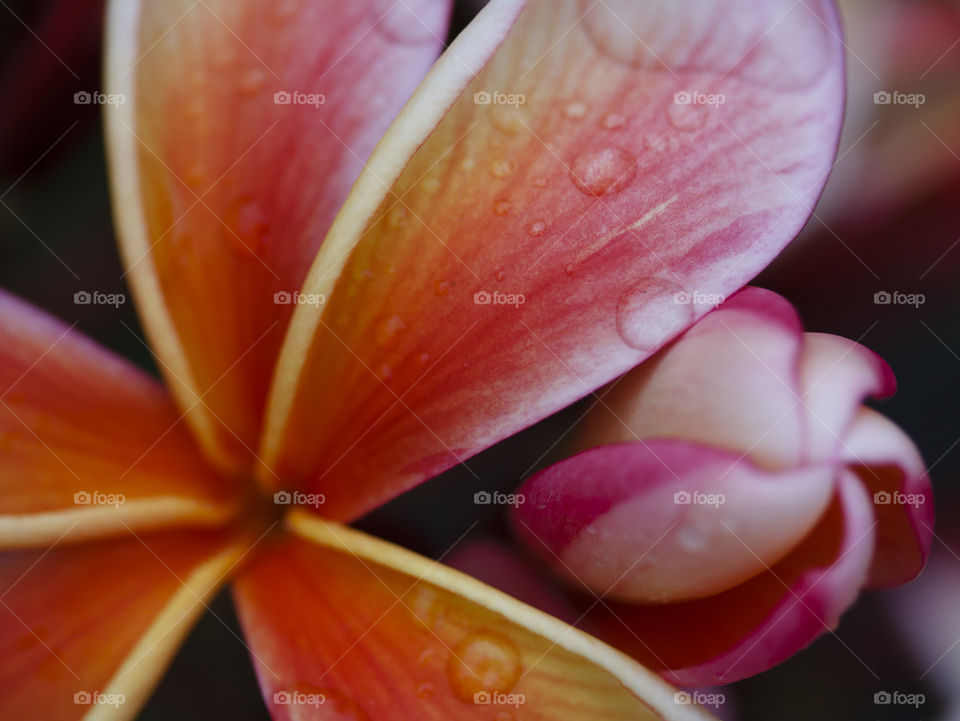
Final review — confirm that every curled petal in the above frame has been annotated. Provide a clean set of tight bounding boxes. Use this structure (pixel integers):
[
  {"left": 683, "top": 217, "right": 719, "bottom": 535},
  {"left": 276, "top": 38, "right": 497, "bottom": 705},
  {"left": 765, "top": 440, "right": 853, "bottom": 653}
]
[
  {"left": 513, "top": 440, "right": 836, "bottom": 603},
  {"left": 574, "top": 288, "right": 808, "bottom": 469},
  {"left": 797, "top": 332, "right": 896, "bottom": 464},
  {"left": 0, "top": 525, "right": 253, "bottom": 720},
  {"left": 233, "top": 510, "right": 719, "bottom": 721},
  {"left": 0, "top": 291, "right": 239, "bottom": 548},
  {"left": 842, "top": 407, "right": 933, "bottom": 587},
  {"left": 588, "top": 472, "right": 877, "bottom": 685},
  {"left": 260, "top": 0, "right": 846, "bottom": 519},
  {"left": 105, "top": 0, "right": 451, "bottom": 472}
]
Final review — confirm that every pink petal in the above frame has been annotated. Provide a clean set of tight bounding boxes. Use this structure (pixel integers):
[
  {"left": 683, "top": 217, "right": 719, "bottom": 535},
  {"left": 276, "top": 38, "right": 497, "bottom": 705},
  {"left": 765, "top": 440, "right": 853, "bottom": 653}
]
[
  {"left": 842, "top": 407, "right": 934, "bottom": 587},
  {"left": 575, "top": 287, "right": 809, "bottom": 470},
  {"left": 512, "top": 440, "right": 836, "bottom": 603},
  {"left": 260, "top": 1, "right": 846, "bottom": 519},
  {"left": 586, "top": 471, "right": 877, "bottom": 685}
]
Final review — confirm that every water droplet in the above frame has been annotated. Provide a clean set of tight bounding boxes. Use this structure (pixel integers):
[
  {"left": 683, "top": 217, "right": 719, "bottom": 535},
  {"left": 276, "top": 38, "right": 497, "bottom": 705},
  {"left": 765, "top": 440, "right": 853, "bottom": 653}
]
[
  {"left": 375, "top": 314, "right": 407, "bottom": 348},
  {"left": 489, "top": 158, "right": 516, "bottom": 179},
  {"left": 527, "top": 220, "right": 546, "bottom": 237},
  {"left": 185, "top": 164, "right": 205, "bottom": 188},
  {"left": 416, "top": 681, "right": 434, "bottom": 699},
  {"left": 377, "top": 363, "right": 394, "bottom": 383},
  {"left": 435, "top": 280, "right": 451, "bottom": 297},
  {"left": 460, "top": 157, "right": 476, "bottom": 172},
  {"left": 492, "top": 199, "right": 512, "bottom": 216},
  {"left": 564, "top": 263, "right": 575, "bottom": 276},
  {"left": 490, "top": 106, "right": 529, "bottom": 135},
  {"left": 422, "top": 177, "right": 441, "bottom": 194},
  {"left": 667, "top": 102, "right": 707, "bottom": 132},
  {"left": 446, "top": 630, "right": 522, "bottom": 702},
  {"left": 570, "top": 146, "right": 637, "bottom": 196},
  {"left": 495, "top": 270, "right": 506, "bottom": 282},
  {"left": 418, "top": 647, "right": 437, "bottom": 666},
  {"left": 531, "top": 176, "right": 549, "bottom": 189},
  {"left": 564, "top": 101, "right": 587, "bottom": 120},
  {"left": 239, "top": 68, "right": 266, "bottom": 94},
  {"left": 602, "top": 112, "right": 627, "bottom": 130},
  {"left": 213, "top": 46, "right": 237, "bottom": 69},
  {"left": 409, "top": 586, "right": 443, "bottom": 629},
  {"left": 615, "top": 278, "right": 694, "bottom": 351},
  {"left": 387, "top": 206, "right": 409, "bottom": 229}
]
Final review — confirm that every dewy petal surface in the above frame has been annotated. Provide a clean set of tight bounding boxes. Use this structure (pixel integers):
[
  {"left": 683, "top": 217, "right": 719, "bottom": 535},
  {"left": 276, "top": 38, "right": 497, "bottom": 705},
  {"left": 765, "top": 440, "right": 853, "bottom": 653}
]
[
  {"left": 0, "top": 291, "right": 239, "bottom": 548},
  {"left": 105, "top": 0, "right": 451, "bottom": 472},
  {"left": 233, "top": 509, "right": 719, "bottom": 721},
  {"left": 260, "top": 0, "right": 845, "bottom": 519},
  {"left": 0, "top": 524, "right": 253, "bottom": 721}
]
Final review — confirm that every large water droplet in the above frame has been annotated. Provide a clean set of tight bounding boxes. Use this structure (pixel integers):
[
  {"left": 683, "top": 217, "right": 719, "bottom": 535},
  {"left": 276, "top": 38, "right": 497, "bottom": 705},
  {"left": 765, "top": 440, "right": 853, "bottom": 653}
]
[
  {"left": 615, "top": 278, "right": 694, "bottom": 351},
  {"left": 446, "top": 630, "right": 522, "bottom": 702},
  {"left": 570, "top": 146, "right": 637, "bottom": 196}
]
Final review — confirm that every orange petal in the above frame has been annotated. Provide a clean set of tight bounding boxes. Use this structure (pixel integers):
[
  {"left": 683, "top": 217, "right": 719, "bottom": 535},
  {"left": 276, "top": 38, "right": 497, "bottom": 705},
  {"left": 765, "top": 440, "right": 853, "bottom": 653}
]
[
  {"left": 0, "top": 523, "right": 257, "bottom": 720},
  {"left": 0, "top": 290, "right": 240, "bottom": 549},
  {"left": 105, "top": 0, "right": 451, "bottom": 472},
  {"left": 260, "top": 0, "right": 845, "bottom": 519},
  {"left": 233, "top": 509, "right": 718, "bottom": 721}
]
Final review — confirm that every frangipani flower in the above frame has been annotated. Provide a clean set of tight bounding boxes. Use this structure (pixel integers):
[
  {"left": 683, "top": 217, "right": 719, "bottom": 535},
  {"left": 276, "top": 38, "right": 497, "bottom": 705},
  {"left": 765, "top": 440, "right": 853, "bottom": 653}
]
[
  {"left": 513, "top": 288, "right": 934, "bottom": 687},
  {"left": 0, "top": 0, "right": 848, "bottom": 718}
]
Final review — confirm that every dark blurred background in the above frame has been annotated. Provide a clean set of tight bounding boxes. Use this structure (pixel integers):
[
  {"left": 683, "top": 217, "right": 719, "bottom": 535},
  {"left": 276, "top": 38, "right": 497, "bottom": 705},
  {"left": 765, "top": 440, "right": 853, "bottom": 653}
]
[{"left": 0, "top": 0, "right": 957, "bottom": 719}]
